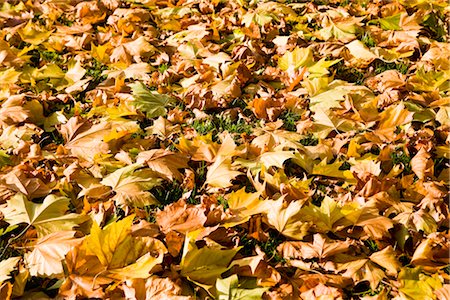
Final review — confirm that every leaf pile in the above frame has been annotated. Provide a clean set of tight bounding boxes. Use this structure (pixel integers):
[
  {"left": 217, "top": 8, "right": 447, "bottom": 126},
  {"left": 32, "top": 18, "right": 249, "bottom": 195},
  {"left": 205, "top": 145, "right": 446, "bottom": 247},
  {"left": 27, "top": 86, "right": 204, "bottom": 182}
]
[{"left": 0, "top": 0, "right": 449, "bottom": 299}]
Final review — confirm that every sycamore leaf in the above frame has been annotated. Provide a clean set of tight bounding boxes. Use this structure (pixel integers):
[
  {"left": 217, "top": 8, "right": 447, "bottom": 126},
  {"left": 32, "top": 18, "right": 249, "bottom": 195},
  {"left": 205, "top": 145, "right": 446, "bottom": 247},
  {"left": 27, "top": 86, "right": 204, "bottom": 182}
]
[
  {"left": 258, "top": 151, "right": 295, "bottom": 169},
  {"left": 410, "top": 147, "right": 433, "bottom": 180},
  {"left": 85, "top": 215, "right": 166, "bottom": 275},
  {"left": 266, "top": 197, "right": 310, "bottom": 240},
  {"left": 278, "top": 234, "right": 350, "bottom": 261},
  {"left": 0, "top": 257, "right": 20, "bottom": 284},
  {"left": 59, "top": 117, "right": 111, "bottom": 161},
  {"left": 0, "top": 193, "right": 88, "bottom": 237},
  {"left": 156, "top": 200, "right": 207, "bottom": 234},
  {"left": 136, "top": 149, "right": 189, "bottom": 181},
  {"left": 338, "top": 258, "right": 385, "bottom": 290},
  {"left": 398, "top": 267, "right": 442, "bottom": 300},
  {"left": 278, "top": 47, "right": 313, "bottom": 72},
  {"left": 377, "top": 13, "right": 402, "bottom": 30},
  {"left": 181, "top": 231, "right": 241, "bottom": 285},
  {"left": 18, "top": 21, "right": 53, "bottom": 45},
  {"left": 131, "top": 82, "right": 171, "bottom": 118},
  {"left": 24, "top": 231, "right": 82, "bottom": 277},
  {"left": 337, "top": 204, "right": 394, "bottom": 239},
  {"left": 100, "top": 164, "right": 161, "bottom": 207},
  {"left": 337, "top": 246, "right": 400, "bottom": 290},
  {"left": 312, "top": 158, "right": 355, "bottom": 181},
  {"left": 205, "top": 155, "right": 243, "bottom": 188},
  {"left": 345, "top": 40, "right": 378, "bottom": 68},
  {"left": 216, "top": 275, "right": 268, "bottom": 300},
  {"left": 299, "top": 197, "right": 344, "bottom": 233},
  {"left": 224, "top": 188, "right": 266, "bottom": 227}
]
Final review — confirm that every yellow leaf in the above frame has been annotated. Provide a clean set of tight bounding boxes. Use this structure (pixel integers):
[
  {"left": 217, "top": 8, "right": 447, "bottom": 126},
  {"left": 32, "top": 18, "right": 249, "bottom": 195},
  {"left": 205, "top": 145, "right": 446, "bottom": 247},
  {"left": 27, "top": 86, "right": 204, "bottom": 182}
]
[
  {"left": 0, "top": 193, "right": 88, "bottom": 237},
  {"left": 18, "top": 21, "right": 53, "bottom": 45},
  {"left": 312, "top": 159, "right": 355, "bottom": 181},
  {"left": 85, "top": 215, "right": 135, "bottom": 268},
  {"left": 0, "top": 257, "right": 20, "bottom": 284},
  {"left": 278, "top": 47, "right": 313, "bottom": 72},
  {"left": 224, "top": 188, "right": 266, "bottom": 227},
  {"left": 0, "top": 68, "right": 21, "bottom": 85},
  {"left": 266, "top": 197, "right": 310, "bottom": 240},
  {"left": 181, "top": 231, "right": 241, "bottom": 285}
]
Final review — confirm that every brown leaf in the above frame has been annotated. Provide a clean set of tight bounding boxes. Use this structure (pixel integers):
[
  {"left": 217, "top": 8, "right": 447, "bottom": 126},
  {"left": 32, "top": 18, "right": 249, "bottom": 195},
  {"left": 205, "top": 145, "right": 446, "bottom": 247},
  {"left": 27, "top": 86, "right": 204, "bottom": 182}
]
[
  {"left": 156, "top": 200, "right": 207, "bottom": 234},
  {"left": 136, "top": 149, "right": 189, "bottom": 182}
]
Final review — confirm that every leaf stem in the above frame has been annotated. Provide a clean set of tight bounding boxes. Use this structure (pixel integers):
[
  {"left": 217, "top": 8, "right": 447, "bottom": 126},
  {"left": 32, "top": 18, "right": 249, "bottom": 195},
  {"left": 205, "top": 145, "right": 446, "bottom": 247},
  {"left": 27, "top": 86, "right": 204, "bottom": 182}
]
[{"left": 0, "top": 224, "right": 32, "bottom": 260}]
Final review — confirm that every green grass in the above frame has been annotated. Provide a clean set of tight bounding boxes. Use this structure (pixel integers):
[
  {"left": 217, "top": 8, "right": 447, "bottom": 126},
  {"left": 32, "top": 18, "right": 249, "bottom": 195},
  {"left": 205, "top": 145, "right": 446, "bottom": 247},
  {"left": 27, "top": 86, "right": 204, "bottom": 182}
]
[
  {"left": 280, "top": 111, "right": 301, "bottom": 132},
  {"left": 240, "top": 230, "right": 286, "bottom": 264},
  {"left": 158, "top": 63, "right": 169, "bottom": 73},
  {"left": 299, "top": 134, "right": 318, "bottom": 146},
  {"left": 192, "top": 115, "right": 253, "bottom": 139},
  {"left": 85, "top": 58, "right": 108, "bottom": 82},
  {"left": 390, "top": 150, "right": 412, "bottom": 173},
  {"left": 372, "top": 60, "right": 408, "bottom": 75},
  {"left": 331, "top": 61, "right": 365, "bottom": 85}
]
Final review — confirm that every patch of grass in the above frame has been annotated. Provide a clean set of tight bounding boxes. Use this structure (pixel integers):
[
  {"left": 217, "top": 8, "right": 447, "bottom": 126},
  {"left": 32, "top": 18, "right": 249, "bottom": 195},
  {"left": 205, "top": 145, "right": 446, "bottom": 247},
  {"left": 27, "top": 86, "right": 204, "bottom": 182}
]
[
  {"left": 280, "top": 111, "right": 301, "bottom": 132},
  {"left": 192, "top": 116, "right": 253, "bottom": 139},
  {"left": 331, "top": 61, "right": 365, "bottom": 85},
  {"left": 361, "top": 32, "right": 376, "bottom": 48},
  {"left": 40, "top": 50, "right": 63, "bottom": 63},
  {"left": 364, "top": 239, "right": 379, "bottom": 252},
  {"left": 240, "top": 230, "right": 286, "bottom": 264},
  {"left": 390, "top": 150, "right": 412, "bottom": 173},
  {"left": 299, "top": 134, "right": 318, "bottom": 146},
  {"left": 192, "top": 119, "right": 217, "bottom": 136},
  {"left": 151, "top": 182, "right": 184, "bottom": 206},
  {"left": 217, "top": 195, "right": 229, "bottom": 210},
  {"left": 372, "top": 60, "right": 408, "bottom": 75},
  {"left": 158, "top": 63, "right": 169, "bottom": 73},
  {"left": 85, "top": 59, "right": 108, "bottom": 82}
]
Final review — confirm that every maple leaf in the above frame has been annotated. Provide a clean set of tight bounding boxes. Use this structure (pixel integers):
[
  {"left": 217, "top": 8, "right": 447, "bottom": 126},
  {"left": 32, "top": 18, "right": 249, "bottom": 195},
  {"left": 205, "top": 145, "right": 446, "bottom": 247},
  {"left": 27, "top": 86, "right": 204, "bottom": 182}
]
[
  {"left": 24, "top": 231, "right": 82, "bottom": 277},
  {"left": 59, "top": 117, "right": 112, "bottom": 161},
  {"left": 156, "top": 200, "right": 207, "bottom": 234},
  {"left": 0, "top": 193, "right": 88, "bottom": 237},
  {"left": 180, "top": 231, "right": 241, "bottom": 286},
  {"left": 216, "top": 274, "right": 268, "bottom": 300},
  {"left": 265, "top": 197, "right": 311, "bottom": 240},
  {"left": 338, "top": 246, "right": 401, "bottom": 289},
  {"left": 130, "top": 82, "right": 172, "bottom": 118},
  {"left": 100, "top": 164, "right": 161, "bottom": 207},
  {"left": 136, "top": 149, "right": 189, "bottom": 182}
]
